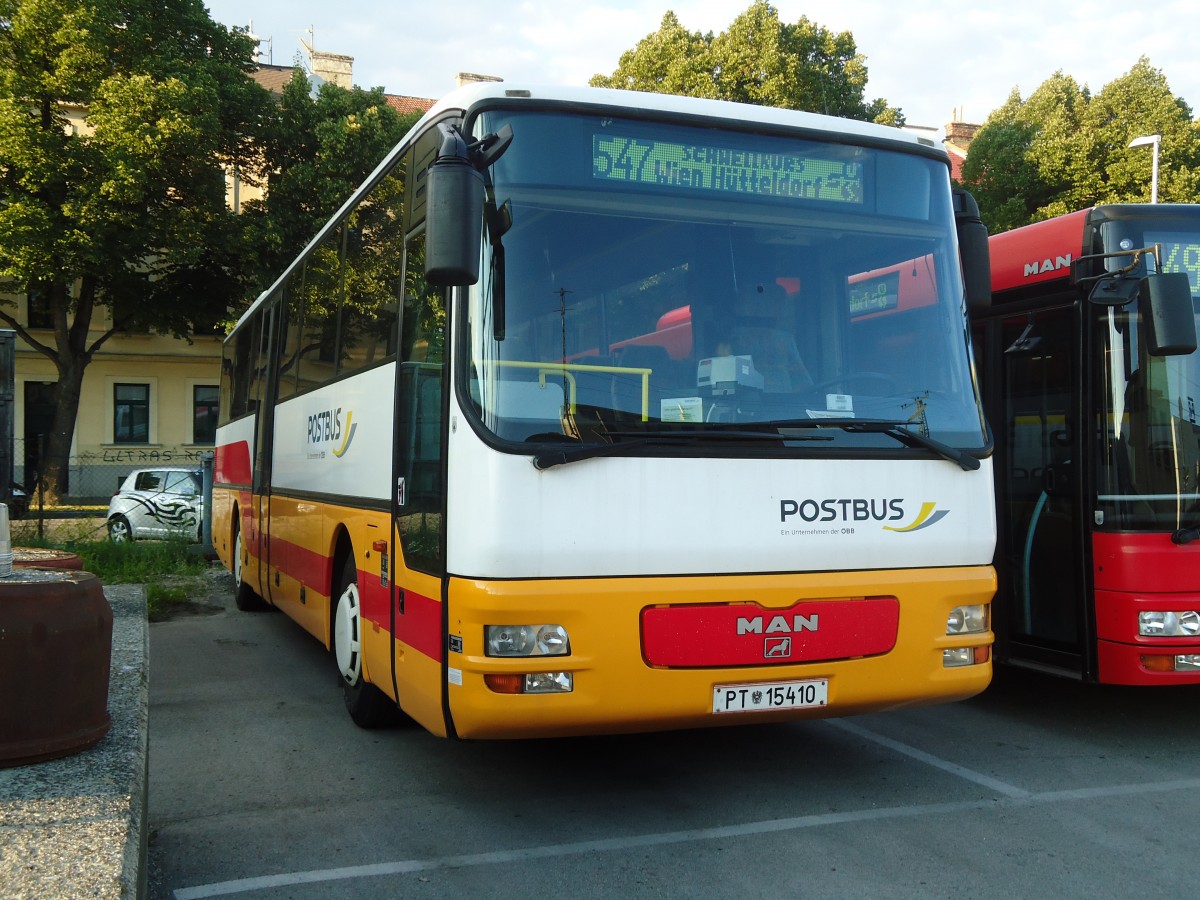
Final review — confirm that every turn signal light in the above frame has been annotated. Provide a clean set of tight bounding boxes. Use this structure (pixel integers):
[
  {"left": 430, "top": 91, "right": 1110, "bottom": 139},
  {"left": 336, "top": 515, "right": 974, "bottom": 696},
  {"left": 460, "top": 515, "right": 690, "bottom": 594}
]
[
  {"left": 484, "top": 673, "right": 524, "bottom": 694},
  {"left": 484, "top": 672, "right": 574, "bottom": 694},
  {"left": 1140, "top": 654, "right": 1200, "bottom": 673},
  {"left": 943, "top": 646, "right": 990, "bottom": 667}
]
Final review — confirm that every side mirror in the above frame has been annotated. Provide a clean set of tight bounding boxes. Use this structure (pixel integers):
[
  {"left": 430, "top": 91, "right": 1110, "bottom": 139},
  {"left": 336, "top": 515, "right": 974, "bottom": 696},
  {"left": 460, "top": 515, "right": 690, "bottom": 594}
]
[
  {"left": 953, "top": 190, "right": 991, "bottom": 312},
  {"left": 425, "top": 125, "right": 484, "bottom": 286},
  {"left": 1141, "top": 271, "right": 1197, "bottom": 356}
]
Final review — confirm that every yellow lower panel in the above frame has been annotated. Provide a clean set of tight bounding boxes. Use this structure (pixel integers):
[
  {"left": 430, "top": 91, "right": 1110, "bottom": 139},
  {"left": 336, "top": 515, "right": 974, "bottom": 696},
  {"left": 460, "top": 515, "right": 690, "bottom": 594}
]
[{"left": 446, "top": 566, "right": 994, "bottom": 739}]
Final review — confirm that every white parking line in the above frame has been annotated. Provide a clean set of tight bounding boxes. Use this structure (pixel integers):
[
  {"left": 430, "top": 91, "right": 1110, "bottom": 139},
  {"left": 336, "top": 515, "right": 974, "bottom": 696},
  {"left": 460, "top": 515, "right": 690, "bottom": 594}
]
[
  {"left": 826, "top": 718, "right": 1032, "bottom": 798},
  {"left": 173, "top": 797, "right": 990, "bottom": 899},
  {"left": 173, "top": 722, "right": 1200, "bottom": 900}
]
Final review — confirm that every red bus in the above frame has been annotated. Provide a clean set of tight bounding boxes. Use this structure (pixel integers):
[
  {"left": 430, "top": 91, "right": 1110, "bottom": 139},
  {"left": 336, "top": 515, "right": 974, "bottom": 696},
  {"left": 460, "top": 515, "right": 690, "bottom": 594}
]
[{"left": 975, "top": 204, "right": 1200, "bottom": 683}]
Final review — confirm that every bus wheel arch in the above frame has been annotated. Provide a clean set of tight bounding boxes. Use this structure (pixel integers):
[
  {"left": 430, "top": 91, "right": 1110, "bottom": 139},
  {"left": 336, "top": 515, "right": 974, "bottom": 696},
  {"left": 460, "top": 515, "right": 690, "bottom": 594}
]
[{"left": 331, "top": 541, "right": 399, "bottom": 728}]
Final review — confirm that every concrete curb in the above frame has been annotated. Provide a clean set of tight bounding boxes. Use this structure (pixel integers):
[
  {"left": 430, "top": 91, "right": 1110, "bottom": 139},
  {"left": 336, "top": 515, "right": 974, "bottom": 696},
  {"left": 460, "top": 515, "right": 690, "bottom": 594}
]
[{"left": 0, "top": 584, "right": 148, "bottom": 899}]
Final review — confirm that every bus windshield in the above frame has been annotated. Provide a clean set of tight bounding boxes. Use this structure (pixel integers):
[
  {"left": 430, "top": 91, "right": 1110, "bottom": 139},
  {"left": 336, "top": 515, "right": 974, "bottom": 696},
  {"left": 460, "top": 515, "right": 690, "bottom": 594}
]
[
  {"left": 463, "top": 109, "right": 986, "bottom": 453},
  {"left": 1097, "top": 226, "right": 1200, "bottom": 531}
]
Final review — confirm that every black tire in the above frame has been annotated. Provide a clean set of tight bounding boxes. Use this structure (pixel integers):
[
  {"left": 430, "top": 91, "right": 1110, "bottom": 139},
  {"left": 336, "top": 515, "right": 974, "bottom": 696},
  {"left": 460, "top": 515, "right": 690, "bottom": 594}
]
[
  {"left": 332, "top": 554, "right": 400, "bottom": 728},
  {"left": 108, "top": 515, "right": 133, "bottom": 543},
  {"left": 232, "top": 522, "right": 268, "bottom": 612}
]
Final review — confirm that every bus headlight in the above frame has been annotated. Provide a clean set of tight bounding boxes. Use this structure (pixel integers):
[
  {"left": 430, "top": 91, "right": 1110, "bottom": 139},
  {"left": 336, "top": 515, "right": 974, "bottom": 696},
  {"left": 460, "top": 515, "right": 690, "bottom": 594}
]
[
  {"left": 1138, "top": 610, "right": 1200, "bottom": 637},
  {"left": 485, "top": 624, "right": 571, "bottom": 657},
  {"left": 946, "top": 604, "right": 989, "bottom": 635}
]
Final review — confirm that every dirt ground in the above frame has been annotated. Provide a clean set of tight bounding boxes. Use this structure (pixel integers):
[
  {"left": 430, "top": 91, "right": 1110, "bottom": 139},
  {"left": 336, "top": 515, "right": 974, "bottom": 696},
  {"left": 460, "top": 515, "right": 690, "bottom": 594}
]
[{"left": 150, "top": 564, "right": 235, "bottom": 622}]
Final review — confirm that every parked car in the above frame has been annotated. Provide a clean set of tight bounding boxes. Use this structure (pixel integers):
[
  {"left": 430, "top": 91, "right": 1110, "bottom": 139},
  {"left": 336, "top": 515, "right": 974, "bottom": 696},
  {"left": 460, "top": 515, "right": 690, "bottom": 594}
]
[
  {"left": 107, "top": 467, "right": 203, "bottom": 542},
  {"left": 5, "top": 484, "right": 28, "bottom": 520}
]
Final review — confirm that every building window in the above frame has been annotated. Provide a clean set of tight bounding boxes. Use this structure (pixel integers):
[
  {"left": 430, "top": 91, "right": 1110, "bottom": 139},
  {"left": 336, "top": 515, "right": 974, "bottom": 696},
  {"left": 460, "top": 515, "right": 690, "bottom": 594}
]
[
  {"left": 114, "top": 383, "right": 150, "bottom": 444},
  {"left": 192, "top": 385, "right": 219, "bottom": 444}
]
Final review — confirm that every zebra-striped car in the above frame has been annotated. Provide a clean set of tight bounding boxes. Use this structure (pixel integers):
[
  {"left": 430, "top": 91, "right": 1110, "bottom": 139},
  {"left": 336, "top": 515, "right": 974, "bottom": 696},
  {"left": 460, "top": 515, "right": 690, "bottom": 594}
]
[{"left": 107, "top": 467, "right": 203, "bottom": 542}]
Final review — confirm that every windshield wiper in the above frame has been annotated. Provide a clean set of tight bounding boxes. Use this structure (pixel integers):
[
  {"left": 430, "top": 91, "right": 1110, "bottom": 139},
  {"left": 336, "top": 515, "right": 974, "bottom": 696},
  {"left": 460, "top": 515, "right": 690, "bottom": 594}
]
[
  {"left": 531, "top": 427, "right": 831, "bottom": 470},
  {"left": 758, "top": 418, "right": 981, "bottom": 471},
  {"left": 839, "top": 419, "right": 979, "bottom": 470},
  {"left": 1172, "top": 527, "right": 1200, "bottom": 545},
  {"left": 531, "top": 419, "right": 979, "bottom": 471}
]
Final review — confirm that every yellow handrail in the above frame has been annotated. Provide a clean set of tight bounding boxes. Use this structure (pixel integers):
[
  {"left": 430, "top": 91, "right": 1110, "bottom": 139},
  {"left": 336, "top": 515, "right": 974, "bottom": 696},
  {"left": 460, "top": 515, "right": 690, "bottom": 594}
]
[{"left": 493, "top": 360, "right": 652, "bottom": 421}]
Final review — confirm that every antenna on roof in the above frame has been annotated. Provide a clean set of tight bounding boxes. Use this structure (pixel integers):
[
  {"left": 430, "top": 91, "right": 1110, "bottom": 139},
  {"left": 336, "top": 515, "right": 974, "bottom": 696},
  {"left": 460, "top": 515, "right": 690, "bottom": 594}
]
[{"left": 245, "top": 20, "right": 273, "bottom": 65}]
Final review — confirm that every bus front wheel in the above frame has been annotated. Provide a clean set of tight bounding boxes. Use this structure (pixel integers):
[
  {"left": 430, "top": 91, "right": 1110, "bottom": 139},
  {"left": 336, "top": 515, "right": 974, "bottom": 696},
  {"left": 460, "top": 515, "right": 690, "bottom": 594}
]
[
  {"left": 333, "top": 555, "right": 399, "bottom": 728},
  {"left": 233, "top": 523, "right": 267, "bottom": 611}
]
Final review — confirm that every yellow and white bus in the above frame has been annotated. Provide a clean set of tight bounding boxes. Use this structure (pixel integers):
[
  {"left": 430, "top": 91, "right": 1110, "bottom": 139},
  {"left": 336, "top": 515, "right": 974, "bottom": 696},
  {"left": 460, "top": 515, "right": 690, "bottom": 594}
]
[{"left": 213, "top": 83, "right": 997, "bottom": 739}]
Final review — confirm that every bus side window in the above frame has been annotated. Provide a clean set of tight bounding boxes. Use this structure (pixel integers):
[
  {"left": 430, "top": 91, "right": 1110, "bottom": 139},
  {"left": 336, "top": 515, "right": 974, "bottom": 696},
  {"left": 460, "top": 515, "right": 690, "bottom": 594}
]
[{"left": 397, "top": 231, "right": 445, "bottom": 576}]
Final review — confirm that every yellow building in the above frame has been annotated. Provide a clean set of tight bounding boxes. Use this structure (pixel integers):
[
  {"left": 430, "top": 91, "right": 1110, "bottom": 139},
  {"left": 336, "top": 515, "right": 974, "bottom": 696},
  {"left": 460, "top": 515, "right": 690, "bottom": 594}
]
[{"left": 10, "top": 48, "right": 438, "bottom": 501}]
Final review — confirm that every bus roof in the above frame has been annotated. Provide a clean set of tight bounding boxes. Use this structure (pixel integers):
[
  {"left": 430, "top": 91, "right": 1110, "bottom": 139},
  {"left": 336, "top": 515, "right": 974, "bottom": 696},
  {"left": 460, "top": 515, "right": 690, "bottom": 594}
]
[{"left": 415, "top": 82, "right": 942, "bottom": 152}]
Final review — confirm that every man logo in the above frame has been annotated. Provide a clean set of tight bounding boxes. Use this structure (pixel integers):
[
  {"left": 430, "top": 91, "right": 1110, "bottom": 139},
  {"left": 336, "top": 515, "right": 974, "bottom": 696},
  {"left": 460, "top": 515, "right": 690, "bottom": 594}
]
[{"left": 764, "top": 637, "right": 792, "bottom": 658}]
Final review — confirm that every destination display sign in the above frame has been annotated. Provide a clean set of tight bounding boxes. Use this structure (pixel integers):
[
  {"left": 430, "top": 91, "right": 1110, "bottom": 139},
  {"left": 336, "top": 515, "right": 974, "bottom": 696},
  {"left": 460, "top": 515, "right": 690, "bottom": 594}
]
[
  {"left": 1146, "top": 232, "right": 1200, "bottom": 293},
  {"left": 849, "top": 270, "right": 900, "bottom": 316},
  {"left": 593, "top": 134, "right": 864, "bottom": 204}
]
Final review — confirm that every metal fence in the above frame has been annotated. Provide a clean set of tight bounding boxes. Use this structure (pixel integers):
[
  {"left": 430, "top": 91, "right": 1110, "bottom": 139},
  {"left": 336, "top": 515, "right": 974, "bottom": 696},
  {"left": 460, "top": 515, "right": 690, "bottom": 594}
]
[{"left": 13, "top": 438, "right": 214, "bottom": 505}]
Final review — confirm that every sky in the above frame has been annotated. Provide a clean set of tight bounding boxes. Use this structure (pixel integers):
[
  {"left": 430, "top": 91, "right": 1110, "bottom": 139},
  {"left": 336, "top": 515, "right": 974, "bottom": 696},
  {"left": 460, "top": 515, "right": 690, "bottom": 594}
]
[{"left": 202, "top": 0, "right": 1200, "bottom": 132}]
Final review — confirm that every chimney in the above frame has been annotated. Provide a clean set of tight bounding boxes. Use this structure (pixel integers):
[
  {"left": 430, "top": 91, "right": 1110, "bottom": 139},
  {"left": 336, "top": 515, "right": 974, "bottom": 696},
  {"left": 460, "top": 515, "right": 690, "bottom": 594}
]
[
  {"left": 944, "top": 117, "right": 981, "bottom": 149},
  {"left": 301, "top": 36, "right": 353, "bottom": 89},
  {"left": 456, "top": 72, "right": 504, "bottom": 89}
]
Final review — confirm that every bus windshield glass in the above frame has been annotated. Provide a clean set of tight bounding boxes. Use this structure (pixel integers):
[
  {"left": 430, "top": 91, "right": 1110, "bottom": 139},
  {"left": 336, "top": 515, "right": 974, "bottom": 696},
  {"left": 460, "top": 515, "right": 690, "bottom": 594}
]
[
  {"left": 1096, "top": 224, "right": 1200, "bottom": 530},
  {"left": 463, "top": 109, "right": 986, "bottom": 453}
]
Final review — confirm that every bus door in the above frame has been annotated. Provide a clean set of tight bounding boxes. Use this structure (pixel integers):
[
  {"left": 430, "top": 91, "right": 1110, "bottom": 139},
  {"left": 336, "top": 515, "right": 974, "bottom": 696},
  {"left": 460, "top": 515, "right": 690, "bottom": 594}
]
[
  {"left": 997, "top": 305, "right": 1089, "bottom": 671},
  {"left": 249, "top": 301, "right": 280, "bottom": 603},
  {"left": 389, "top": 231, "right": 450, "bottom": 732}
]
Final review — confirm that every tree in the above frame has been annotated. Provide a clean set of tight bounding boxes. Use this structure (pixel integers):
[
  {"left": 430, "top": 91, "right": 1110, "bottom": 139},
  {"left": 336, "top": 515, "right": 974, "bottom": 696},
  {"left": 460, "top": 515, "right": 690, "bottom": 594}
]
[
  {"left": 241, "top": 70, "right": 421, "bottom": 287},
  {"left": 1072, "top": 58, "right": 1200, "bottom": 210},
  {"left": 591, "top": 2, "right": 902, "bottom": 125},
  {"left": 586, "top": 11, "right": 716, "bottom": 99},
  {"left": 0, "top": 0, "right": 270, "bottom": 494},
  {"left": 960, "top": 58, "right": 1200, "bottom": 230}
]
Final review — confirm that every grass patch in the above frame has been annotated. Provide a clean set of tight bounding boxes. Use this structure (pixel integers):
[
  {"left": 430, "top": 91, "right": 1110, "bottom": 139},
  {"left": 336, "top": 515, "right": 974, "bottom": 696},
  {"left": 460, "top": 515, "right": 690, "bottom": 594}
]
[
  {"left": 18, "top": 536, "right": 212, "bottom": 618},
  {"left": 145, "top": 581, "right": 192, "bottom": 620},
  {"left": 74, "top": 539, "right": 207, "bottom": 584}
]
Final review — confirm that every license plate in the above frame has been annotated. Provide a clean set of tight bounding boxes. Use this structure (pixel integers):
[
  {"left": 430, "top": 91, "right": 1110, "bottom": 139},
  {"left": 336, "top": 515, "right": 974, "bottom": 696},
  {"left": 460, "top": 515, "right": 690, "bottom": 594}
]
[{"left": 712, "top": 679, "right": 828, "bottom": 714}]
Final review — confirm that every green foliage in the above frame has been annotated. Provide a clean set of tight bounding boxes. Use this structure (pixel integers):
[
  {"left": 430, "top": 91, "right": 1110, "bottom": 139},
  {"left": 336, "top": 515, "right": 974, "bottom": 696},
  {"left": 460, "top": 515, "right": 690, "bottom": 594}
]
[
  {"left": 241, "top": 72, "right": 420, "bottom": 290},
  {"left": 960, "top": 58, "right": 1200, "bottom": 231},
  {"left": 0, "top": 0, "right": 272, "bottom": 493},
  {"left": 590, "top": 2, "right": 902, "bottom": 124},
  {"left": 73, "top": 538, "right": 206, "bottom": 584}
]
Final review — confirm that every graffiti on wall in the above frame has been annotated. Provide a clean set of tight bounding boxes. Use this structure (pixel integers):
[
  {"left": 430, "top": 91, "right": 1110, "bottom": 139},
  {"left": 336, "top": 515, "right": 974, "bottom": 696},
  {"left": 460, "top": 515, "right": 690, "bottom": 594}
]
[{"left": 99, "top": 447, "right": 209, "bottom": 464}]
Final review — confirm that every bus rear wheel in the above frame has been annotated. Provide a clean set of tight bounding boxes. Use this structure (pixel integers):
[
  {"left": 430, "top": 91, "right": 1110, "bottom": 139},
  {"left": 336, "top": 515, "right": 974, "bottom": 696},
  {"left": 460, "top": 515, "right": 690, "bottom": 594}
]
[{"left": 333, "top": 555, "right": 400, "bottom": 728}]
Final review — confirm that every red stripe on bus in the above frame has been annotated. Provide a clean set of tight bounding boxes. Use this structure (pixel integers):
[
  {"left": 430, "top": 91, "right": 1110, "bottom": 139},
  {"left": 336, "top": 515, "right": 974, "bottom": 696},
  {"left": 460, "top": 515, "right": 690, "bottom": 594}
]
[
  {"left": 357, "top": 575, "right": 442, "bottom": 662},
  {"left": 215, "top": 440, "right": 252, "bottom": 485},
  {"left": 264, "top": 533, "right": 443, "bottom": 664},
  {"left": 394, "top": 589, "right": 443, "bottom": 663}
]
